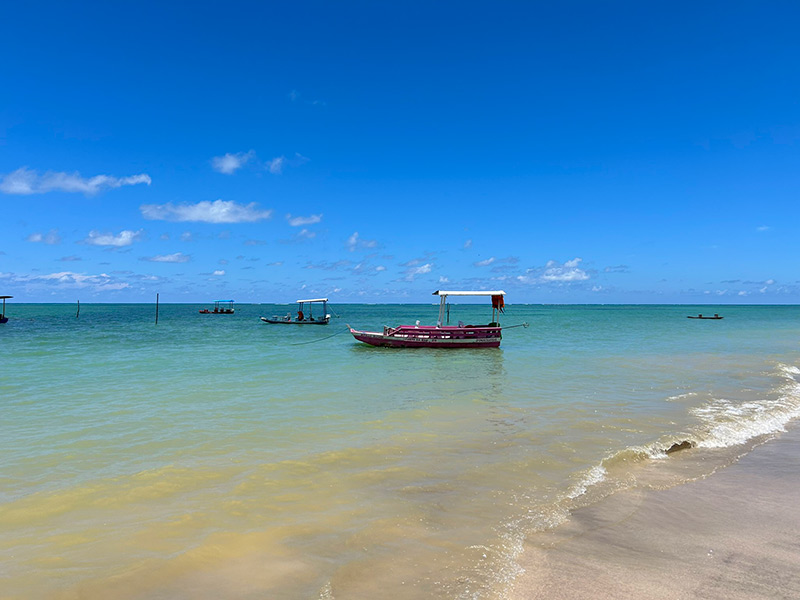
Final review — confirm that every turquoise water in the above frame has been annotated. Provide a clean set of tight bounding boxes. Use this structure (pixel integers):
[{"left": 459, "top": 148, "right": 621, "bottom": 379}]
[{"left": 2, "top": 303, "right": 800, "bottom": 599}]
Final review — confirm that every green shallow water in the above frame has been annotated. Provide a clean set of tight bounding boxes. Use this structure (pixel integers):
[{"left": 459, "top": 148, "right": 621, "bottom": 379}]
[{"left": 2, "top": 303, "right": 800, "bottom": 599}]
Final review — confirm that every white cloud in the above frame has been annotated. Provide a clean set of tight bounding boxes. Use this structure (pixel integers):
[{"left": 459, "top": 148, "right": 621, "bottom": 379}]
[
  {"left": 180, "top": 231, "right": 193, "bottom": 242},
  {"left": 756, "top": 225, "right": 770, "bottom": 232},
  {"left": 211, "top": 150, "right": 255, "bottom": 174},
  {"left": 404, "top": 263, "right": 432, "bottom": 281},
  {"left": 346, "top": 231, "right": 378, "bottom": 251},
  {"left": 267, "top": 156, "right": 285, "bottom": 174},
  {"left": 439, "top": 276, "right": 450, "bottom": 283},
  {"left": 287, "top": 213, "right": 323, "bottom": 226},
  {"left": 474, "top": 257, "right": 495, "bottom": 267},
  {"left": 141, "top": 252, "right": 190, "bottom": 263},
  {"left": 140, "top": 200, "right": 273, "bottom": 223},
  {"left": 0, "top": 167, "right": 151, "bottom": 195},
  {"left": 27, "top": 229, "right": 61, "bottom": 245},
  {"left": 84, "top": 229, "right": 144, "bottom": 247},
  {"left": 212, "top": 270, "right": 225, "bottom": 276},
  {"left": 464, "top": 239, "right": 473, "bottom": 249},
  {"left": 376, "top": 265, "right": 387, "bottom": 272},
  {"left": 541, "top": 258, "right": 589, "bottom": 282},
  {"left": 518, "top": 257, "right": 590, "bottom": 284},
  {"left": 297, "top": 228, "right": 316, "bottom": 239},
  {"left": 2, "top": 270, "right": 130, "bottom": 291}
]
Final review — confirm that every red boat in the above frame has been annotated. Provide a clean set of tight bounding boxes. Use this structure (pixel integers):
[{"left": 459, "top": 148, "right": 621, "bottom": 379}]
[{"left": 349, "top": 290, "right": 507, "bottom": 348}]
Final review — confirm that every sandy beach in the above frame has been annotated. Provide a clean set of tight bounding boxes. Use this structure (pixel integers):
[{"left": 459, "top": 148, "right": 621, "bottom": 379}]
[{"left": 509, "top": 426, "right": 800, "bottom": 600}]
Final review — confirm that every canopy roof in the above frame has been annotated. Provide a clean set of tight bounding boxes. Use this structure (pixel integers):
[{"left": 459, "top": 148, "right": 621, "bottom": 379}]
[
  {"left": 0, "top": 295, "right": 12, "bottom": 299},
  {"left": 214, "top": 299, "right": 234, "bottom": 303},
  {"left": 296, "top": 298, "right": 328, "bottom": 303},
  {"left": 432, "top": 290, "right": 505, "bottom": 297}
]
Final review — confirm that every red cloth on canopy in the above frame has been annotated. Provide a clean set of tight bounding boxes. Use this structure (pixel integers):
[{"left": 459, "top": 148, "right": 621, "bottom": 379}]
[{"left": 491, "top": 295, "right": 505, "bottom": 313}]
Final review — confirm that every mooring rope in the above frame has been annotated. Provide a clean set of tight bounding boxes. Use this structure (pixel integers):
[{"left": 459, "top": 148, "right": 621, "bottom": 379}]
[
  {"left": 288, "top": 328, "right": 348, "bottom": 346},
  {"left": 502, "top": 322, "right": 530, "bottom": 330}
]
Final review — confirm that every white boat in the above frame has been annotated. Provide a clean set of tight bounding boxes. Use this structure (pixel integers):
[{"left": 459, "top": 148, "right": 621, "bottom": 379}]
[{"left": 261, "top": 298, "right": 331, "bottom": 325}]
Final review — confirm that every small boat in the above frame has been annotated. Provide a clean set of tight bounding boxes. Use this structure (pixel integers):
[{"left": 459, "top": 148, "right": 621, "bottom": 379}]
[
  {"left": 687, "top": 313, "right": 723, "bottom": 320},
  {"left": 261, "top": 298, "right": 331, "bottom": 325},
  {"left": 0, "top": 295, "right": 11, "bottom": 324},
  {"left": 349, "top": 290, "right": 507, "bottom": 348},
  {"left": 199, "top": 300, "right": 235, "bottom": 314}
]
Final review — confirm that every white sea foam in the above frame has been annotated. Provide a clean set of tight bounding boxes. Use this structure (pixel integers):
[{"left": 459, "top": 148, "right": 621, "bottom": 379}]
[
  {"left": 665, "top": 391, "right": 699, "bottom": 402},
  {"left": 566, "top": 464, "right": 608, "bottom": 499},
  {"left": 692, "top": 364, "right": 800, "bottom": 449}
]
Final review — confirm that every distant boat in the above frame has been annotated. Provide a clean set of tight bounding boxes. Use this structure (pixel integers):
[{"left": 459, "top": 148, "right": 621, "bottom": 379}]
[
  {"left": 261, "top": 298, "right": 331, "bottom": 325},
  {"left": 199, "top": 300, "right": 235, "bottom": 314},
  {"left": 0, "top": 295, "right": 11, "bottom": 324},
  {"left": 349, "top": 290, "right": 507, "bottom": 348},
  {"left": 687, "top": 313, "right": 723, "bottom": 320}
]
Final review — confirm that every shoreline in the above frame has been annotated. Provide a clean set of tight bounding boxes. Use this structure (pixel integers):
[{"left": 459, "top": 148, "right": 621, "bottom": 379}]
[{"left": 508, "top": 425, "right": 800, "bottom": 599}]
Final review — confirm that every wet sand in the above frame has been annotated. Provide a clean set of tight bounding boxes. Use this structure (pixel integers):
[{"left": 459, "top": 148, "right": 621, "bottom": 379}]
[{"left": 509, "top": 426, "right": 800, "bottom": 600}]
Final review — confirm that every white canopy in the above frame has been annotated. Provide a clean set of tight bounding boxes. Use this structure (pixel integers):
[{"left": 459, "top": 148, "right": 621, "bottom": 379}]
[
  {"left": 296, "top": 298, "right": 328, "bottom": 303},
  {"left": 432, "top": 290, "right": 505, "bottom": 296}
]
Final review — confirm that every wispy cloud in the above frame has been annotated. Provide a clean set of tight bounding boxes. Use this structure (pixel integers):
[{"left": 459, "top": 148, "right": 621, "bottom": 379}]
[
  {"left": 0, "top": 167, "right": 151, "bottom": 195},
  {"left": 287, "top": 213, "right": 322, "bottom": 226},
  {"left": 268, "top": 153, "right": 309, "bottom": 174},
  {"left": 346, "top": 231, "right": 379, "bottom": 252},
  {"left": 288, "top": 89, "right": 327, "bottom": 107},
  {"left": 604, "top": 265, "right": 630, "bottom": 273},
  {"left": 541, "top": 258, "right": 589, "bottom": 282},
  {"left": 212, "top": 270, "right": 225, "bottom": 276},
  {"left": 211, "top": 150, "right": 255, "bottom": 174},
  {"left": 140, "top": 252, "right": 191, "bottom": 263},
  {"left": 518, "top": 257, "right": 590, "bottom": 284},
  {"left": 267, "top": 156, "right": 285, "bottom": 174},
  {"left": 400, "top": 259, "right": 433, "bottom": 281},
  {"left": 756, "top": 225, "right": 770, "bottom": 232},
  {"left": 58, "top": 255, "right": 82, "bottom": 262},
  {"left": 405, "top": 263, "right": 432, "bottom": 281},
  {"left": 27, "top": 229, "right": 61, "bottom": 245},
  {"left": 0, "top": 270, "right": 130, "bottom": 291},
  {"left": 474, "top": 257, "right": 495, "bottom": 267},
  {"left": 140, "top": 200, "right": 273, "bottom": 223},
  {"left": 297, "top": 228, "right": 316, "bottom": 239},
  {"left": 83, "top": 229, "right": 144, "bottom": 247},
  {"left": 463, "top": 239, "right": 473, "bottom": 249}
]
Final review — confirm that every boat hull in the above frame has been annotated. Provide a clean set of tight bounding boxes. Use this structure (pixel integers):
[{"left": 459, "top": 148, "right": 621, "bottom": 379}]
[
  {"left": 349, "top": 325, "right": 501, "bottom": 348},
  {"left": 261, "top": 316, "right": 330, "bottom": 325}
]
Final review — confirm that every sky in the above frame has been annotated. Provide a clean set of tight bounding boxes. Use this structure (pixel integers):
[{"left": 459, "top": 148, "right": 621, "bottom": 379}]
[{"left": 1, "top": 1, "right": 799, "bottom": 303}]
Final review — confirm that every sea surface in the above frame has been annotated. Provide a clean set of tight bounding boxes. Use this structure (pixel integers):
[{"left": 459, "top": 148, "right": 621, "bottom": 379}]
[{"left": 2, "top": 303, "right": 799, "bottom": 599}]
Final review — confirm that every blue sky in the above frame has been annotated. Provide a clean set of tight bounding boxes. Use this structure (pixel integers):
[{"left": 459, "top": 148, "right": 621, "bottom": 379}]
[{"left": 2, "top": 1, "right": 799, "bottom": 303}]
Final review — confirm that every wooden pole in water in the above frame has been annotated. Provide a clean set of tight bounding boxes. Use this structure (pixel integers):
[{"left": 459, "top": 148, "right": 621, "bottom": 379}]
[
  {"left": 76, "top": 300, "right": 80, "bottom": 318},
  {"left": 155, "top": 293, "right": 159, "bottom": 325}
]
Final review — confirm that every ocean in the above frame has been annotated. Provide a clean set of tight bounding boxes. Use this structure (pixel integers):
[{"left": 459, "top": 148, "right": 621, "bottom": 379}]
[{"left": 1, "top": 303, "right": 799, "bottom": 599}]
